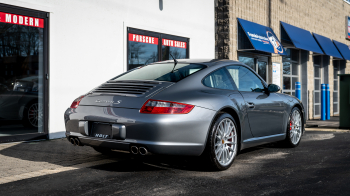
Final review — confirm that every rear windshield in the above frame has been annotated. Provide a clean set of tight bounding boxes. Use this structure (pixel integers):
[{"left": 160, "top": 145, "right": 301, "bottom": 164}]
[{"left": 112, "top": 63, "right": 207, "bottom": 82}]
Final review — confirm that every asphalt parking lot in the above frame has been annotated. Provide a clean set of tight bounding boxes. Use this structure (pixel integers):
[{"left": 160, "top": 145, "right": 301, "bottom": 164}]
[{"left": 0, "top": 130, "right": 349, "bottom": 196}]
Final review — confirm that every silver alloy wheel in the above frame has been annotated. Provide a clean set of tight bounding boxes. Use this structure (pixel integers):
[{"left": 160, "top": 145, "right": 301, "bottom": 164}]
[
  {"left": 290, "top": 109, "right": 302, "bottom": 145},
  {"left": 214, "top": 118, "right": 237, "bottom": 166},
  {"left": 28, "top": 103, "right": 43, "bottom": 128}
]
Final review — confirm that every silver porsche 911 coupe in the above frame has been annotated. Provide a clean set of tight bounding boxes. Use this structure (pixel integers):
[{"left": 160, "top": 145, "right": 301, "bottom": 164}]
[{"left": 64, "top": 59, "right": 305, "bottom": 170}]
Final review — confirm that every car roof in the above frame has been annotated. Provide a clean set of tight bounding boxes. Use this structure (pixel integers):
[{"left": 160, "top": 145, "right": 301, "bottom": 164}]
[{"left": 153, "top": 59, "right": 242, "bottom": 67}]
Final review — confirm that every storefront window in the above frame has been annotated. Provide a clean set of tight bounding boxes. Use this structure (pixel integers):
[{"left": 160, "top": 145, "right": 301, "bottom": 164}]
[
  {"left": 162, "top": 39, "right": 187, "bottom": 60},
  {"left": 238, "top": 56, "right": 255, "bottom": 70},
  {"left": 258, "top": 61, "right": 267, "bottom": 82},
  {"left": 238, "top": 55, "right": 268, "bottom": 83},
  {"left": 128, "top": 33, "right": 158, "bottom": 70},
  {"left": 333, "top": 60, "right": 339, "bottom": 115},
  {"left": 282, "top": 49, "right": 299, "bottom": 96},
  {"left": 0, "top": 11, "right": 46, "bottom": 137},
  {"left": 127, "top": 28, "right": 189, "bottom": 70}
]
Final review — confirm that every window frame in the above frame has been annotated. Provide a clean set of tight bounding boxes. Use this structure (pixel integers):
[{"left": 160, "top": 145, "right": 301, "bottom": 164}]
[{"left": 127, "top": 27, "right": 189, "bottom": 70}]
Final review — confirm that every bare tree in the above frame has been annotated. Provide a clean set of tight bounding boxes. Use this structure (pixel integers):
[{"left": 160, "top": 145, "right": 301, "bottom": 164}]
[{"left": 129, "top": 42, "right": 146, "bottom": 65}]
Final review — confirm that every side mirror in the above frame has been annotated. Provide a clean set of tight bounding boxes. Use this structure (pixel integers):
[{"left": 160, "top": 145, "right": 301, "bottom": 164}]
[{"left": 267, "top": 84, "right": 280, "bottom": 93}]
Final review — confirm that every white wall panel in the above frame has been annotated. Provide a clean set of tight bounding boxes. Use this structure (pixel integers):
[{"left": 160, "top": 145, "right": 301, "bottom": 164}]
[{"left": 0, "top": 0, "right": 215, "bottom": 138}]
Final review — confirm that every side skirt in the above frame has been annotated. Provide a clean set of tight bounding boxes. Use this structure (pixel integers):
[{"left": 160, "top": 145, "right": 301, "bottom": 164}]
[{"left": 241, "top": 133, "right": 286, "bottom": 150}]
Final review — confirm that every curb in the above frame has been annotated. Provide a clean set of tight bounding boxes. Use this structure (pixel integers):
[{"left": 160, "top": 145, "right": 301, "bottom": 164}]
[{"left": 305, "top": 128, "right": 350, "bottom": 132}]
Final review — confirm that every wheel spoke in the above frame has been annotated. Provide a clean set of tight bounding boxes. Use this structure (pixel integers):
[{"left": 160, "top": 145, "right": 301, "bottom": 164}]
[
  {"left": 217, "top": 148, "right": 223, "bottom": 161},
  {"left": 215, "top": 146, "right": 221, "bottom": 155},
  {"left": 220, "top": 124, "right": 225, "bottom": 137},
  {"left": 227, "top": 146, "right": 234, "bottom": 152},
  {"left": 224, "top": 120, "right": 229, "bottom": 137}
]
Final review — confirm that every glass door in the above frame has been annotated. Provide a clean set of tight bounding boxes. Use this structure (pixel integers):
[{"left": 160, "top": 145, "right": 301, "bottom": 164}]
[
  {"left": 333, "top": 60, "right": 339, "bottom": 115},
  {"left": 0, "top": 6, "right": 48, "bottom": 142},
  {"left": 282, "top": 49, "right": 300, "bottom": 96},
  {"left": 313, "top": 60, "right": 321, "bottom": 118}
]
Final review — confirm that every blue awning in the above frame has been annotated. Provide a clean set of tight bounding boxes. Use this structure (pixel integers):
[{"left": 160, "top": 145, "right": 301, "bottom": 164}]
[
  {"left": 280, "top": 22, "right": 324, "bottom": 54},
  {"left": 333, "top": 40, "right": 350, "bottom": 61},
  {"left": 237, "top": 18, "right": 286, "bottom": 55},
  {"left": 313, "top": 33, "right": 343, "bottom": 59}
]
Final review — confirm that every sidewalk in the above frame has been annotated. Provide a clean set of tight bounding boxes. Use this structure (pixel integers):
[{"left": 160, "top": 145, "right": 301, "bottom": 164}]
[
  {"left": 0, "top": 139, "right": 123, "bottom": 185},
  {"left": 306, "top": 116, "right": 340, "bottom": 129}
]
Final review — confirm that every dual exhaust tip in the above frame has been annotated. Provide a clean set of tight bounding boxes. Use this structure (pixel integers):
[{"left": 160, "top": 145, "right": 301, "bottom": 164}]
[
  {"left": 69, "top": 137, "right": 83, "bottom": 146},
  {"left": 131, "top": 146, "right": 149, "bottom": 155}
]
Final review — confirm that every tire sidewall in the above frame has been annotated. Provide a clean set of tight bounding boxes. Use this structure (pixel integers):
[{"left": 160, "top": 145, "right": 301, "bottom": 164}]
[{"left": 208, "top": 113, "right": 238, "bottom": 170}]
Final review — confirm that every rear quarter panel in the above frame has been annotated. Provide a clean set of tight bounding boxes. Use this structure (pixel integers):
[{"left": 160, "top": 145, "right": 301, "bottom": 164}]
[{"left": 151, "top": 62, "right": 254, "bottom": 143}]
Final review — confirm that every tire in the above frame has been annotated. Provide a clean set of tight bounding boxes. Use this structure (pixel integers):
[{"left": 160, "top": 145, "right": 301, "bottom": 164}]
[
  {"left": 92, "top": 147, "right": 113, "bottom": 155},
  {"left": 204, "top": 113, "right": 239, "bottom": 171},
  {"left": 282, "top": 107, "right": 303, "bottom": 148},
  {"left": 22, "top": 101, "right": 43, "bottom": 128}
]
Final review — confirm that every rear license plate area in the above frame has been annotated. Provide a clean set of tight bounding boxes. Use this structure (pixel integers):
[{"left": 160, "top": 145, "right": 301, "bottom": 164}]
[{"left": 91, "top": 123, "right": 112, "bottom": 139}]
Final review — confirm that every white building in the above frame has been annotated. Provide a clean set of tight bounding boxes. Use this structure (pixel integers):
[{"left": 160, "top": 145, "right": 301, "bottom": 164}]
[{"left": 0, "top": 0, "right": 215, "bottom": 142}]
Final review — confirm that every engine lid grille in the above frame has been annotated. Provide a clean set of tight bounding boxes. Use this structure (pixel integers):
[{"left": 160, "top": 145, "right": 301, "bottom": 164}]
[{"left": 92, "top": 81, "right": 160, "bottom": 97}]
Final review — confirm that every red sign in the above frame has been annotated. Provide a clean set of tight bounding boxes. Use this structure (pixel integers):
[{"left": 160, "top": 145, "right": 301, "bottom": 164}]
[
  {"left": 128, "top": 33, "right": 158, "bottom": 45},
  {"left": 162, "top": 39, "right": 187, "bottom": 49},
  {"left": 0, "top": 12, "right": 44, "bottom": 28}
]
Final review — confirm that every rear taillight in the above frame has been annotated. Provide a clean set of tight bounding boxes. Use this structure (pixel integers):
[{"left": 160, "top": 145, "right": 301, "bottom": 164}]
[
  {"left": 70, "top": 95, "right": 85, "bottom": 108},
  {"left": 140, "top": 99, "right": 194, "bottom": 114}
]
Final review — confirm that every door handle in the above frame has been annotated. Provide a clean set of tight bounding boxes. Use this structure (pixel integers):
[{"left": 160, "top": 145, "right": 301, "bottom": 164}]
[{"left": 247, "top": 102, "right": 255, "bottom": 108}]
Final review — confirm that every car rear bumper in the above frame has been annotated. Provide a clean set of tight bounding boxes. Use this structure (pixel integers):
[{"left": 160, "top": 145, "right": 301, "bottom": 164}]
[{"left": 64, "top": 105, "right": 216, "bottom": 156}]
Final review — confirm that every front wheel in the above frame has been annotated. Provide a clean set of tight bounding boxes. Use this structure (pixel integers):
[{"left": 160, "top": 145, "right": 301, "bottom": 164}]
[
  {"left": 204, "top": 113, "right": 238, "bottom": 171},
  {"left": 283, "top": 107, "right": 303, "bottom": 147}
]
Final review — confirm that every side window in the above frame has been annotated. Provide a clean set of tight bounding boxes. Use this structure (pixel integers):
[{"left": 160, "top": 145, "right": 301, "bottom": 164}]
[
  {"left": 203, "top": 68, "right": 235, "bottom": 90},
  {"left": 226, "top": 65, "right": 265, "bottom": 92}
]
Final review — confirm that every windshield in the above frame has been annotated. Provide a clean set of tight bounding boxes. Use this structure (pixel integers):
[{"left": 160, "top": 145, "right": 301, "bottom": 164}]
[{"left": 112, "top": 63, "right": 207, "bottom": 82}]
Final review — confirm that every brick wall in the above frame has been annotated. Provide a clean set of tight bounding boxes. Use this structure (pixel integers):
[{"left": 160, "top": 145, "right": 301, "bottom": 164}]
[{"left": 216, "top": 0, "right": 350, "bottom": 119}]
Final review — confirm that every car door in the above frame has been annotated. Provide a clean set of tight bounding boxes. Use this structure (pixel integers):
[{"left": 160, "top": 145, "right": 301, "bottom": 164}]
[
  {"left": 202, "top": 68, "right": 254, "bottom": 140},
  {"left": 225, "top": 65, "right": 286, "bottom": 137}
]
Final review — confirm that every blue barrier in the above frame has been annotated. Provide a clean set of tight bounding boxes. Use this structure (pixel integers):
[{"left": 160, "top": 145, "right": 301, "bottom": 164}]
[
  {"left": 326, "top": 84, "right": 330, "bottom": 120},
  {"left": 321, "top": 84, "right": 326, "bottom": 121},
  {"left": 295, "top": 82, "right": 301, "bottom": 100}
]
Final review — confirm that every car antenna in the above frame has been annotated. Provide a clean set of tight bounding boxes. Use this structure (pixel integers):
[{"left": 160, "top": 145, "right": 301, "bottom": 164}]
[{"left": 170, "top": 53, "right": 178, "bottom": 73}]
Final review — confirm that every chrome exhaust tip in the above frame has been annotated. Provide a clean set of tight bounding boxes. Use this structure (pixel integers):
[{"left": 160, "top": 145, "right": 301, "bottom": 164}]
[
  {"left": 74, "top": 138, "right": 81, "bottom": 146},
  {"left": 70, "top": 137, "right": 76, "bottom": 146},
  {"left": 130, "top": 146, "right": 139, "bottom": 154},
  {"left": 139, "top": 147, "right": 149, "bottom": 155}
]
